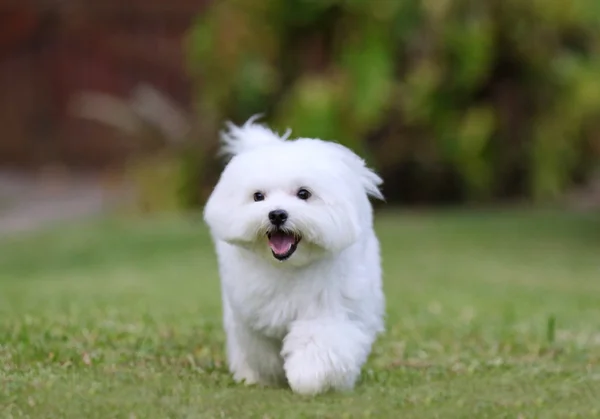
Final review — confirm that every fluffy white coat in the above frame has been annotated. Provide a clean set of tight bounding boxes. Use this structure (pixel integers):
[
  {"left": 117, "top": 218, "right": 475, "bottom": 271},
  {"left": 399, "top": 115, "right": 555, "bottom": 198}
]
[{"left": 203, "top": 116, "right": 385, "bottom": 395}]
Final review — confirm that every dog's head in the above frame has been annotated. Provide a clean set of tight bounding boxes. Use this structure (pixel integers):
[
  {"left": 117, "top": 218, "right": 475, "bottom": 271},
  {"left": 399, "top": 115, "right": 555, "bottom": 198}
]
[{"left": 203, "top": 116, "right": 384, "bottom": 266}]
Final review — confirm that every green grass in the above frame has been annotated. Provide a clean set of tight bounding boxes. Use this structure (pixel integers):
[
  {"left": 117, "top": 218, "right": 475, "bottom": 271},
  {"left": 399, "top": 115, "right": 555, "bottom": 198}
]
[{"left": 1, "top": 210, "right": 599, "bottom": 418}]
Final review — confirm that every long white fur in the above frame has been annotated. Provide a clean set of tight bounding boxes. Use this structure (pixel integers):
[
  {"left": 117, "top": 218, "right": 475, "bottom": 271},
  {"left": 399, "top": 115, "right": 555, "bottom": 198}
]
[
  {"left": 220, "top": 114, "right": 291, "bottom": 159},
  {"left": 204, "top": 116, "right": 385, "bottom": 395}
]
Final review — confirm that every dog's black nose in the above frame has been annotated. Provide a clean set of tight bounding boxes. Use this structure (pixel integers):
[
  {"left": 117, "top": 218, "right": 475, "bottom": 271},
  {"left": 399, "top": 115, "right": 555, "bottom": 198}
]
[{"left": 268, "top": 209, "right": 288, "bottom": 226}]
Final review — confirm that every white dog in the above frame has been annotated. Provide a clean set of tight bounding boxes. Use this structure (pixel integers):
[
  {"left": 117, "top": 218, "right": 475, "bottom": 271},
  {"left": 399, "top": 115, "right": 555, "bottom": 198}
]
[{"left": 203, "top": 116, "right": 385, "bottom": 395}]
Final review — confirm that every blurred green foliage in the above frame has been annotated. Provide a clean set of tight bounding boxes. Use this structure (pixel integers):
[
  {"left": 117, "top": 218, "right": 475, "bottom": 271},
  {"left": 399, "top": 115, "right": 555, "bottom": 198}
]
[{"left": 186, "top": 0, "right": 600, "bottom": 204}]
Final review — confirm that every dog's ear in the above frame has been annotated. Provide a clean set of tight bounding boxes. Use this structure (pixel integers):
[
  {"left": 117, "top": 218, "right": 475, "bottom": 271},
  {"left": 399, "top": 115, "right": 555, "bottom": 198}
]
[
  {"left": 358, "top": 163, "right": 385, "bottom": 201},
  {"left": 219, "top": 114, "right": 291, "bottom": 160},
  {"left": 327, "top": 142, "right": 384, "bottom": 201}
]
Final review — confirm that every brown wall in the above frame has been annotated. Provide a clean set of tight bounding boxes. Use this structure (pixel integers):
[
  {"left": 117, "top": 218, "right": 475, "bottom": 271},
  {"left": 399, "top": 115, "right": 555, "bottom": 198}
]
[{"left": 0, "top": 0, "right": 208, "bottom": 169}]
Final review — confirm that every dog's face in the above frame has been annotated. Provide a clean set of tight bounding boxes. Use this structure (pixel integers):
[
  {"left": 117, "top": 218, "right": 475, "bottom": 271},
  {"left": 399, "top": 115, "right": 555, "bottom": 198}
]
[{"left": 204, "top": 138, "right": 382, "bottom": 266}]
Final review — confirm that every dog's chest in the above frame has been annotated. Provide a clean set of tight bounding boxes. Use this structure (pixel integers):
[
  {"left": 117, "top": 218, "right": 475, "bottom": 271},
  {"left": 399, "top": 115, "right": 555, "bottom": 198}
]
[{"left": 226, "top": 272, "right": 324, "bottom": 339}]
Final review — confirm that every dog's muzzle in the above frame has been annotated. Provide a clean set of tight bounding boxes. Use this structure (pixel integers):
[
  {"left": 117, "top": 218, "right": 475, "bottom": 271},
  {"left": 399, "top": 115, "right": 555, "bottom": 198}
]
[{"left": 266, "top": 209, "right": 300, "bottom": 261}]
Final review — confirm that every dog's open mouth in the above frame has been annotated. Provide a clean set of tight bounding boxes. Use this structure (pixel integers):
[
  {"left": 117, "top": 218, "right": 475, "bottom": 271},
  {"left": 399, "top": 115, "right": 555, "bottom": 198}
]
[{"left": 267, "top": 230, "right": 301, "bottom": 261}]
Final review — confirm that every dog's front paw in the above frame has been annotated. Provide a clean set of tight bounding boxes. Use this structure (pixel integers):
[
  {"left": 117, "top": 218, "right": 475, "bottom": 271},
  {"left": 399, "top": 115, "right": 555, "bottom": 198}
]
[
  {"left": 282, "top": 320, "right": 371, "bottom": 395},
  {"left": 284, "top": 356, "right": 328, "bottom": 395},
  {"left": 232, "top": 366, "right": 261, "bottom": 386},
  {"left": 283, "top": 345, "right": 358, "bottom": 396}
]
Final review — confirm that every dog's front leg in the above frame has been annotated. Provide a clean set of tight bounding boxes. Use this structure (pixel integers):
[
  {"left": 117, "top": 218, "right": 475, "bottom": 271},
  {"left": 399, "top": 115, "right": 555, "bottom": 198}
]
[
  {"left": 282, "top": 319, "right": 373, "bottom": 395},
  {"left": 225, "top": 319, "right": 286, "bottom": 387},
  {"left": 223, "top": 296, "right": 285, "bottom": 386}
]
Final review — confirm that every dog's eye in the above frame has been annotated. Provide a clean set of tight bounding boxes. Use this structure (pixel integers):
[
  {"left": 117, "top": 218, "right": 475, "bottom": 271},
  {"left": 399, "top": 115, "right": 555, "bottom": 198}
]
[
  {"left": 296, "top": 188, "right": 311, "bottom": 200},
  {"left": 253, "top": 192, "right": 265, "bottom": 202}
]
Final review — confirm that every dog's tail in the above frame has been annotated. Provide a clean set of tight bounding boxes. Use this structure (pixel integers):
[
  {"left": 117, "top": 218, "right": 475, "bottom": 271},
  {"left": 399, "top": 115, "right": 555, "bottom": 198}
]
[{"left": 219, "top": 114, "right": 290, "bottom": 160}]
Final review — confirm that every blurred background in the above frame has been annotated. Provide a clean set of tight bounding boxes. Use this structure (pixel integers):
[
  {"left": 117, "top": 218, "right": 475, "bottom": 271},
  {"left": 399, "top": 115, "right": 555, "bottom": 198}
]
[{"left": 1, "top": 0, "right": 600, "bottom": 234}]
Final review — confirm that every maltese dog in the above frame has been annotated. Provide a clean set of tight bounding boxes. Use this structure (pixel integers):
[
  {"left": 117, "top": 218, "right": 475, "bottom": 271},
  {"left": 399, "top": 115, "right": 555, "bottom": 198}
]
[{"left": 203, "top": 116, "right": 385, "bottom": 395}]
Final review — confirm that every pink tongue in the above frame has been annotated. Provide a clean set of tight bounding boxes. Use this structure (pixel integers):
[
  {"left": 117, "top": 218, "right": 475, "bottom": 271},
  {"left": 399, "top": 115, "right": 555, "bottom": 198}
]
[{"left": 268, "top": 232, "right": 295, "bottom": 255}]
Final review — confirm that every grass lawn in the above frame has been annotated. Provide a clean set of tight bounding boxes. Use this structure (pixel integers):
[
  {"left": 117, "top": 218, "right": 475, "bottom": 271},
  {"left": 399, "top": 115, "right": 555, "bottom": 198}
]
[{"left": 1, "top": 209, "right": 599, "bottom": 418}]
